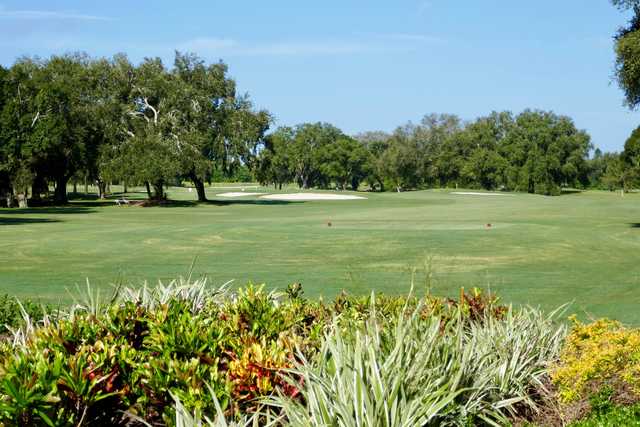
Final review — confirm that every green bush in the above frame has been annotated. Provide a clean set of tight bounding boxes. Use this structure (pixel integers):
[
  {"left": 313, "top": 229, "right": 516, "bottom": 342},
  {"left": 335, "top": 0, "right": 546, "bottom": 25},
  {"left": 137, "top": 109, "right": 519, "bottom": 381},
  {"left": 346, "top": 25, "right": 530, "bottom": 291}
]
[
  {"left": 0, "top": 294, "right": 50, "bottom": 334},
  {"left": 0, "top": 279, "right": 565, "bottom": 426},
  {"left": 0, "top": 282, "right": 316, "bottom": 425},
  {"left": 569, "top": 404, "right": 640, "bottom": 426}
]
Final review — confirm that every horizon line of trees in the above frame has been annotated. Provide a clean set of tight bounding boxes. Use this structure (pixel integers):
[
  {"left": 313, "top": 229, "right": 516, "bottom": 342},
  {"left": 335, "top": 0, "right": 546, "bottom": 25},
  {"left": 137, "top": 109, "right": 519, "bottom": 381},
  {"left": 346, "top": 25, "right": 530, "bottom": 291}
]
[
  {"left": 0, "top": 51, "right": 270, "bottom": 207},
  {"left": 2, "top": 51, "right": 640, "bottom": 208},
  {"left": 256, "top": 112, "right": 639, "bottom": 195}
]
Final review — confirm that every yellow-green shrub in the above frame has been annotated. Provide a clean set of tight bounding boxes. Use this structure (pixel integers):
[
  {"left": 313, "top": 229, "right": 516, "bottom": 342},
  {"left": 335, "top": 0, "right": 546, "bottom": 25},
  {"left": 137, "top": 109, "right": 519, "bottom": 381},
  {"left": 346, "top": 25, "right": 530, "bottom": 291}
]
[{"left": 552, "top": 316, "right": 640, "bottom": 403}]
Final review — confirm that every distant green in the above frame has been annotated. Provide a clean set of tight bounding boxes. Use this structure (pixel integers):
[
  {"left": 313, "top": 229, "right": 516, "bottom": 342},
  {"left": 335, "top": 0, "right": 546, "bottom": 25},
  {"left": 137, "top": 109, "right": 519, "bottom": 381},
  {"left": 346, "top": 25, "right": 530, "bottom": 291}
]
[{"left": 1, "top": 186, "right": 639, "bottom": 323}]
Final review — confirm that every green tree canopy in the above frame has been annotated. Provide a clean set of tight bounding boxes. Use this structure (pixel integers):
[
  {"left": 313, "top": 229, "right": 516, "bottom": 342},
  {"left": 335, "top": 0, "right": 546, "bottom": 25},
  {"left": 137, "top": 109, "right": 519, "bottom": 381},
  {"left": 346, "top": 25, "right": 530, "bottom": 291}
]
[
  {"left": 612, "top": 0, "right": 640, "bottom": 108},
  {"left": 100, "top": 52, "right": 270, "bottom": 200}
]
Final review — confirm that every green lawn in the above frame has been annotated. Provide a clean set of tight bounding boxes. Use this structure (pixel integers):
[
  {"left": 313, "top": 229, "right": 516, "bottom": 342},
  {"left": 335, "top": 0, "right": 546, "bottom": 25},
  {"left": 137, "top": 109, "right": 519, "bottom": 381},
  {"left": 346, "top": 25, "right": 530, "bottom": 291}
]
[{"left": 1, "top": 187, "right": 639, "bottom": 323}]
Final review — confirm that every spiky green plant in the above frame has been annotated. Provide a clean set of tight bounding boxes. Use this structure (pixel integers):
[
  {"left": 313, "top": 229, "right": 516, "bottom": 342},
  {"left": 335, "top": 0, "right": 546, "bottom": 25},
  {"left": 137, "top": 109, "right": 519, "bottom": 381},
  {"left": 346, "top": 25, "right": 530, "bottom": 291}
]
[
  {"left": 268, "top": 299, "right": 566, "bottom": 426},
  {"left": 462, "top": 306, "right": 568, "bottom": 421}
]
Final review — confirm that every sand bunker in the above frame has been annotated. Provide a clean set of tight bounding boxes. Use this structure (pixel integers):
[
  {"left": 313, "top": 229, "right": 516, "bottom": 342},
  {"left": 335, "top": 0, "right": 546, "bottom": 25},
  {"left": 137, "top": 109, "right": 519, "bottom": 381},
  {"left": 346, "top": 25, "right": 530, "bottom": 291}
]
[
  {"left": 217, "top": 192, "right": 263, "bottom": 198},
  {"left": 210, "top": 186, "right": 259, "bottom": 190},
  {"left": 451, "top": 192, "right": 509, "bottom": 196},
  {"left": 260, "top": 193, "right": 366, "bottom": 201}
]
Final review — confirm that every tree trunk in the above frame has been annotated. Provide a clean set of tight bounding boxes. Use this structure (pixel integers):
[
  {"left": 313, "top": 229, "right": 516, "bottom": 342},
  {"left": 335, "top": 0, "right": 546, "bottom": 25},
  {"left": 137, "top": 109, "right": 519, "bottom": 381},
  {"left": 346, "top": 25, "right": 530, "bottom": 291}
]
[
  {"left": 192, "top": 175, "right": 207, "bottom": 202},
  {"left": 95, "top": 180, "right": 107, "bottom": 199},
  {"left": 152, "top": 181, "right": 164, "bottom": 200},
  {"left": 84, "top": 176, "right": 88, "bottom": 195},
  {"left": 30, "top": 183, "right": 41, "bottom": 203},
  {"left": 123, "top": 182, "right": 128, "bottom": 193},
  {"left": 5, "top": 193, "right": 15, "bottom": 208},
  {"left": 16, "top": 192, "right": 28, "bottom": 208},
  {"left": 31, "top": 175, "right": 46, "bottom": 202},
  {"left": 73, "top": 181, "right": 77, "bottom": 195},
  {"left": 145, "top": 182, "right": 152, "bottom": 199},
  {"left": 53, "top": 176, "right": 68, "bottom": 204}
]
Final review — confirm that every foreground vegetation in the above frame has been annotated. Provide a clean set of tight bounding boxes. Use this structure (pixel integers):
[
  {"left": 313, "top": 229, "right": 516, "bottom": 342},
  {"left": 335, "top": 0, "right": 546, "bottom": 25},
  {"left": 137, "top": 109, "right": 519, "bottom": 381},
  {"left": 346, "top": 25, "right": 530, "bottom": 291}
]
[
  {"left": 1, "top": 278, "right": 639, "bottom": 426},
  {"left": 0, "top": 278, "right": 565, "bottom": 426}
]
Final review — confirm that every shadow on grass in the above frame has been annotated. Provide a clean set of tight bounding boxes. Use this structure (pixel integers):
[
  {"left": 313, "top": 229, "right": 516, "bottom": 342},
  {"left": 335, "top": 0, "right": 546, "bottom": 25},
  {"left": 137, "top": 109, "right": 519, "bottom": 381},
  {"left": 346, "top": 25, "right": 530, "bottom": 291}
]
[
  {"left": 69, "top": 201, "right": 126, "bottom": 208},
  {"left": 0, "top": 206, "right": 94, "bottom": 215},
  {"left": 137, "top": 199, "right": 301, "bottom": 207},
  {"left": 70, "top": 192, "right": 147, "bottom": 201},
  {"left": 1, "top": 197, "right": 299, "bottom": 211},
  {"left": 143, "top": 200, "right": 198, "bottom": 208},
  {"left": 0, "top": 217, "right": 61, "bottom": 225},
  {"left": 68, "top": 193, "right": 102, "bottom": 201},
  {"left": 630, "top": 223, "right": 640, "bottom": 228},
  {"left": 560, "top": 189, "right": 584, "bottom": 196}
]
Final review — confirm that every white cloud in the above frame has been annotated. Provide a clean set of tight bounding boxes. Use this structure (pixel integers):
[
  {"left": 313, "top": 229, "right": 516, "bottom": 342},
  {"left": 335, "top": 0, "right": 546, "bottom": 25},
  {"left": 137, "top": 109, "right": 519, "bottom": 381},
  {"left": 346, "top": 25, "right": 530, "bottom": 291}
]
[
  {"left": 244, "top": 41, "right": 374, "bottom": 56},
  {"left": 0, "top": 7, "right": 110, "bottom": 21},
  {"left": 177, "top": 34, "right": 438, "bottom": 57},
  {"left": 377, "top": 33, "right": 444, "bottom": 44},
  {"left": 178, "top": 37, "right": 377, "bottom": 56}
]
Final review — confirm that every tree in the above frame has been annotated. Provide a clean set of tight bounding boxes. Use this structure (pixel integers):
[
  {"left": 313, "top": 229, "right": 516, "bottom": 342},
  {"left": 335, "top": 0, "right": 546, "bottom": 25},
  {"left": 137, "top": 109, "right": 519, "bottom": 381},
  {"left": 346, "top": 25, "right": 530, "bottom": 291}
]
[
  {"left": 459, "top": 112, "right": 511, "bottom": 190},
  {"left": 101, "top": 52, "right": 270, "bottom": 201},
  {"left": 416, "top": 114, "right": 463, "bottom": 187},
  {"left": 317, "top": 136, "right": 370, "bottom": 190},
  {"left": 279, "top": 123, "right": 343, "bottom": 189},
  {"left": 612, "top": 0, "right": 640, "bottom": 108},
  {"left": 30, "top": 54, "right": 96, "bottom": 203},
  {"left": 256, "top": 127, "right": 295, "bottom": 189},
  {"left": 171, "top": 52, "right": 232, "bottom": 202},
  {"left": 622, "top": 125, "right": 640, "bottom": 187},
  {"left": 500, "top": 110, "right": 591, "bottom": 195},
  {"left": 0, "top": 58, "right": 41, "bottom": 206},
  {"left": 214, "top": 94, "right": 270, "bottom": 194},
  {"left": 380, "top": 136, "right": 421, "bottom": 192},
  {"left": 90, "top": 54, "right": 136, "bottom": 199},
  {"left": 257, "top": 123, "right": 373, "bottom": 191},
  {"left": 355, "top": 131, "right": 391, "bottom": 191},
  {"left": 600, "top": 153, "right": 631, "bottom": 193},
  {"left": 0, "top": 65, "right": 10, "bottom": 204},
  {"left": 612, "top": 0, "right": 640, "bottom": 8},
  {"left": 102, "top": 57, "right": 182, "bottom": 199}
]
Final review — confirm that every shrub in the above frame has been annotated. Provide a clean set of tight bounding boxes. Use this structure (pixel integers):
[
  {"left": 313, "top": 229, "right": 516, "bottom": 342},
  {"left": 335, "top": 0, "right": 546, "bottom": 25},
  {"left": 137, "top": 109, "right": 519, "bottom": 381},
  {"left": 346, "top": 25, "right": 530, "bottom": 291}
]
[
  {"left": 0, "top": 294, "right": 50, "bottom": 334},
  {"left": 569, "top": 403, "right": 640, "bottom": 426},
  {"left": 552, "top": 317, "right": 640, "bottom": 405},
  {"left": 0, "top": 278, "right": 564, "bottom": 426},
  {"left": 0, "top": 280, "right": 315, "bottom": 425},
  {"left": 268, "top": 302, "right": 566, "bottom": 426}
]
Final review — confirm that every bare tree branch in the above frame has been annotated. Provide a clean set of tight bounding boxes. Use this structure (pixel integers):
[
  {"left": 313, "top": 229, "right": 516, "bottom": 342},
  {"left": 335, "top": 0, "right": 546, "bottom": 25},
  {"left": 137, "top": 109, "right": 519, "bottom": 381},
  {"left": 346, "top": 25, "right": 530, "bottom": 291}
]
[
  {"left": 142, "top": 97, "right": 159, "bottom": 124},
  {"left": 30, "top": 111, "right": 40, "bottom": 128}
]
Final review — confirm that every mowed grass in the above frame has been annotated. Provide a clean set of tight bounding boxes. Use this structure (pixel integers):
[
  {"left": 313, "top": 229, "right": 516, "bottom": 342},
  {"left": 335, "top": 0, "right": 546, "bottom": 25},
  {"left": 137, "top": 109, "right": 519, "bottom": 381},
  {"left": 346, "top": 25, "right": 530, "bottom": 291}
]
[{"left": 1, "top": 186, "right": 640, "bottom": 323}]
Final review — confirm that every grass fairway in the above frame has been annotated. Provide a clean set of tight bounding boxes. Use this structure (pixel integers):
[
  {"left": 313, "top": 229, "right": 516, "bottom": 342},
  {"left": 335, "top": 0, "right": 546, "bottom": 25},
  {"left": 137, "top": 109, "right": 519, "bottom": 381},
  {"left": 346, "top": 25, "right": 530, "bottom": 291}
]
[{"left": 1, "top": 187, "right": 639, "bottom": 323}]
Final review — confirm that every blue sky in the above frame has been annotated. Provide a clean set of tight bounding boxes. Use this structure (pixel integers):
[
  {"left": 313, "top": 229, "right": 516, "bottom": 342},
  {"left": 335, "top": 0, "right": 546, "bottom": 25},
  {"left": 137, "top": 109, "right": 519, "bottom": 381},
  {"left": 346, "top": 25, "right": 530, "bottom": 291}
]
[{"left": 0, "top": 1, "right": 636, "bottom": 152}]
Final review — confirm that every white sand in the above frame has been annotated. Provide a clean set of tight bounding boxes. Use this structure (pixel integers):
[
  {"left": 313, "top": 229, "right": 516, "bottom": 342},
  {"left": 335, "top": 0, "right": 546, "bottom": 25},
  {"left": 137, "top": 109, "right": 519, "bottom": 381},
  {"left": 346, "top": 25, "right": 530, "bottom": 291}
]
[
  {"left": 260, "top": 193, "right": 366, "bottom": 201},
  {"left": 211, "top": 186, "right": 259, "bottom": 190},
  {"left": 217, "top": 192, "right": 264, "bottom": 198},
  {"left": 451, "top": 192, "right": 510, "bottom": 196}
]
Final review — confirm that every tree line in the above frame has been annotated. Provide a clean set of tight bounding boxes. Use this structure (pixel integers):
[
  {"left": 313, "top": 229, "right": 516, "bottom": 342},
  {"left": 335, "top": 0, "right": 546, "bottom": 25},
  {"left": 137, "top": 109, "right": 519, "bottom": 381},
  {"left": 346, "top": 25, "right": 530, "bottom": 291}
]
[
  {"left": 255, "top": 112, "right": 616, "bottom": 195},
  {"left": 0, "top": 52, "right": 270, "bottom": 207},
  {"left": 2, "top": 48, "right": 640, "bottom": 207}
]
